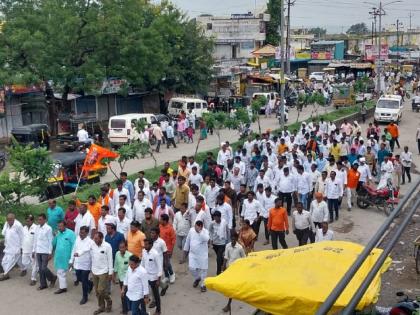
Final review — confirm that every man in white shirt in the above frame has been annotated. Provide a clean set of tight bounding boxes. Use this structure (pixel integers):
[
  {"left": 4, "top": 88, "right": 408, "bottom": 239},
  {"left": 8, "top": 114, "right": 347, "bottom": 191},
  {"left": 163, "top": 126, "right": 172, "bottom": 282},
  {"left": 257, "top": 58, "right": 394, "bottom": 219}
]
[
  {"left": 33, "top": 213, "right": 56, "bottom": 290},
  {"left": 134, "top": 171, "right": 150, "bottom": 191},
  {"left": 0, "top": 213, "right": 24, "bottom": 281},
  {"left": 77, "top": 124, "right": 91, "bottom": 144},
  {"left": 217, "top": 144, "right": 232, "bottom": 168},
  {"left": 213, "top": 195, "right": 233, "bottom": 230},
  {"left": 122, "top": 255, "right": 149, "bottom": 315},
  {"left": 91, "top": 231, "right": 113, "bottom": 314},
  {"left": 142, "top": 238, "right": 164, "bottom": 314},
  {"left": 401, "top": 146, "right": 413, "bottom": 184},
  {"left": 117, "top": 195, "right": 133, "bottom": 221},
  {"left": 315, "top": 222, "right": 334, "bottom": 242},
  {"left": 187, "top": 156, "right": 200, "bottom": 173},
  {"left": 204, "top": 178, "right": 220, "bottom": 211},
  {"left": 74, "top": 204, "right": 96, "bottom": 237},
  {"left": 261, "top": 187, "right": 276, "bottom": 245},
  {"left": 173, "top": 203, "right": 191, "bottom": 258},
  {"left": 97, "top": 205, "right": 117, "bottom": 235},
  {"left": 278, "top": 167, "right": 296, "bottom": 215},
  {"left": 183, "top": 221, "right": 210, "bottom": 292},
  {"left": 309, "top": 192, "right": 329, "bottom": 243},
  {"left": 117, "top": 208, "right": 131, "bottom": 239},
  {"left": 21, "top": 214, "right": 38, "bottom": 285},
  {"left": 114, "top": 182, "right": 131, "bottom": 209},
  {"left": 378, "top": 155, "right": 394, "bottom": 189},
  {"left": 69, "top": 226, "right": 94, "bottom": 305},
  {"left": 292, "top": 202, "right": 315, "bottom": 246},
  {"left": 188, "top": 166, "right": 203, "bottom": 188},
  {"left": 241, "top": 191, "right": 263, "bottom": 236},
  {"left": 358, "top": 157, "right": 372, "bottom": 185},
  {"left": 133, "top": 191, "right": 153, "bottom": 222},
  {"left": 325, "top": 171, "right": 344, "bottom": 222},
  {"left": 296, "top": 165, "right": 312, "bottom": 210}
]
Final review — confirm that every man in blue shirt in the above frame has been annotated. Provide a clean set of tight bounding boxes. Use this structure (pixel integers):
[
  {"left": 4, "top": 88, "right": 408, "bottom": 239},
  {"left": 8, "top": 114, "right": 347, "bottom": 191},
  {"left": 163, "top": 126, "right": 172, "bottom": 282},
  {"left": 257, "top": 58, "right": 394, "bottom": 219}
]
[
  {"left": 347, "top": 148, "right": 359, "bottom": 165},
  {"left": 315, "top": 152, "right": 328, "bottom": 172},
  {"left": 120, "top": 172, "right": 134, "bottom": 202},
  {"left": 47, "top": 199, "right": 64, "bottom": 232},
  {"left": 377, "top": 143, "right": 390, "bottom": 168},
  {"left": 105, "top": 222, "right": 125, "bottom": 259}
]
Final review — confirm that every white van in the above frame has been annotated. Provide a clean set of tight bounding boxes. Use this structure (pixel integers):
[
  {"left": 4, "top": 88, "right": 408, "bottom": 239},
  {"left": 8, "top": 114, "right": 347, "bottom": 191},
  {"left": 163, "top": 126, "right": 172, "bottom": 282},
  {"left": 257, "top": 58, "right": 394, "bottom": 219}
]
[
  {"left": 374, "top": 95, "right": 403, "bottom": 123},
  {"left": 108, "top": 113, "right": 155, "bottom": 145},
  {"left": 167, "top": 97, "right": 208, "bottom": 118}
]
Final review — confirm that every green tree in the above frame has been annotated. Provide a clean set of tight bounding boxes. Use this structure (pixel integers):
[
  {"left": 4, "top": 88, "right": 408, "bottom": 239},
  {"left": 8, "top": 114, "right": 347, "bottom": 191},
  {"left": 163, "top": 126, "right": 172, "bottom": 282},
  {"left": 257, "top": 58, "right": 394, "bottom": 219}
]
[
  {"left": 251, "top": 97, "right": 266, "bottom": 135},
  {"left": 6, "top": 141, "right": 55, "bottom": 201},
  {"left": 203, "top": 111, "right": 228, "bottom": 146},
  {"left": 265, "top": 0, "right": 282, "bottom": 46},
  {"left": 0, "top": 0, "right": 214, "bottom": 97},
  {"left": 308, "top": 27, "right": 327, "bottom": 39},
  {"left": 346, "top": 23, "right": 369, "bottom": 35}
]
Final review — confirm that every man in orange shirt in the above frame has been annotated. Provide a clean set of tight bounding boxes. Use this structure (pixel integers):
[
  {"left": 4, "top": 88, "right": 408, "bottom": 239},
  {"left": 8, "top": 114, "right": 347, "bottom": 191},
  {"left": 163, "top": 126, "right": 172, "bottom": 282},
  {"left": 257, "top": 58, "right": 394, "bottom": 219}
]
[
  {"left": 267, "top": 198, "right": 289, "bottom": 250},
  {"left": 87, "top": 195, "right": 102, "bottom": 227},
  {"left": 159, "top": 214, "right": 176, "bottom": 284},
  {"left": 127, "top": 220, "right": 145, "bottom": 258},
  {"left": 346, "top": 162, "right": 360, "bottom": 211},
  {"left": 387, "top": 122, "right": 400, "bottom": 150}
]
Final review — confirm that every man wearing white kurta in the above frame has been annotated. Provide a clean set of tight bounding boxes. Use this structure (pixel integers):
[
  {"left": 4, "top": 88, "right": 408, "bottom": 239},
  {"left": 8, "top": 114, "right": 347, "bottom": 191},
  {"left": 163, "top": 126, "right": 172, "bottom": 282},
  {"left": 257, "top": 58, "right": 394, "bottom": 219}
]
[
  {"left": 183, "top": 221, "right": 210, "bottom": 292},
  {"left": 0, "top": 213, "right": 24, "bottom": 280},
  {"left": 21, "top": 215, "right": 38, "bottom": 285}
]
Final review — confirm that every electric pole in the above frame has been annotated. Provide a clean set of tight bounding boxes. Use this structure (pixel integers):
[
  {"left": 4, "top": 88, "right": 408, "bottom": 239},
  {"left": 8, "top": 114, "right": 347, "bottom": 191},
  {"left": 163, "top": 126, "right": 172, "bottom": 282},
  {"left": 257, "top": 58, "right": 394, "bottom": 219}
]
[
  {"left": 377, "top": 2, "right": 383, "bottom": 94},
  {"left": 280, "top": 0, "right": 285, "bottom": 128},
  {"left": 285, "top": 0, "right": 295, "bottom": 75}
]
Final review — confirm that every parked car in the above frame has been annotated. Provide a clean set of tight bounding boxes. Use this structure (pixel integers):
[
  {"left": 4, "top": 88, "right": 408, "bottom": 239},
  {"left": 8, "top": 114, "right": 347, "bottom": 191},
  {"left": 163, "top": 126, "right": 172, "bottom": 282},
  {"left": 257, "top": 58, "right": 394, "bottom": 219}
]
[
  {"left": 309, "top": 72, "right": 325, "bottom": 81},
  {"left": 167, "top": 97, "right": 208, "bottom": 118},
  {"left": 108, "top": 113, "right": 156, "bottom": 146}
]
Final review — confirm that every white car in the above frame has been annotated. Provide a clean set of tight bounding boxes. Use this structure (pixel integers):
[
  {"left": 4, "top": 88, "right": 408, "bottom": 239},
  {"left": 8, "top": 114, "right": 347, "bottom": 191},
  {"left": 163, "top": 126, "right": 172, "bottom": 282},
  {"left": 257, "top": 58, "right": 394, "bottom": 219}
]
[
  {"left": 309, "top": 72, "right": 325, "bottom": 81},
  {"left": 356, "top": 93, "right": 373, "bottom": 103},
  {"left": 374, "top": 95, "right": 403, "bottom": 123}
]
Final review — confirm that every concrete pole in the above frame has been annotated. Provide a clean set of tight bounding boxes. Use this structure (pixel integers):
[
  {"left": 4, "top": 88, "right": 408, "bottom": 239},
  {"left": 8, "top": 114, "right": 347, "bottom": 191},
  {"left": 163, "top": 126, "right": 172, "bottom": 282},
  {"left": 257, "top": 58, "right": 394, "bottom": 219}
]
[
  {"left": 280, "top": 0, "right": 286, "bottom": 128},
  {"left": 376, "top": 2, "right": 382, "bottom": 94}
]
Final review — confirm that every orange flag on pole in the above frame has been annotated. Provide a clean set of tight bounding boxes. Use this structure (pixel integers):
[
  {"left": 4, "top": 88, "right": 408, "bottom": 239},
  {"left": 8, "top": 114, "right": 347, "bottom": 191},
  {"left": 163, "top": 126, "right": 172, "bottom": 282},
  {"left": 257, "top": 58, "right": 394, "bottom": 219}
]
[{"left": 82, "top": 144, "right": 119, "bottom": 172}]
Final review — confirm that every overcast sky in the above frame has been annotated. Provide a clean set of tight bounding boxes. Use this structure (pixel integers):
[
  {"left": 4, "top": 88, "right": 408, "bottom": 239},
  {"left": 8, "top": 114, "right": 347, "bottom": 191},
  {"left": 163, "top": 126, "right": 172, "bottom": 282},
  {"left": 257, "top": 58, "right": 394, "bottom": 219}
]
[{"left": 163, "top": 0, "right": 419, "bottom": 33}]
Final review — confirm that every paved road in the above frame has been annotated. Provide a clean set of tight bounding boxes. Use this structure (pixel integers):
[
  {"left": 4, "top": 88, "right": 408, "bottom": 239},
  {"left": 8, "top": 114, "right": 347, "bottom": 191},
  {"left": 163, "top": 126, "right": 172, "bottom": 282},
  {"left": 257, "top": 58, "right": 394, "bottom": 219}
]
[
  {"left": 101, "top": 105, "right": 334, "bottom": 182},
  {"left": 1, "top": 102, "right": 419, "bottom": 315}
]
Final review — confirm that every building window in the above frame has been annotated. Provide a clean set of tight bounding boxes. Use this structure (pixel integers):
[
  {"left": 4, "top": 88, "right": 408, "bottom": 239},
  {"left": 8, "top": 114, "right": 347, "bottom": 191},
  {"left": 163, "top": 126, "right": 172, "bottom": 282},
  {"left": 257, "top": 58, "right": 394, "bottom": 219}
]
[
  {"left": 241, "top": 41, "right": 255, "bottom": 50},
  {"left": 207, "top": 23, "right": 212, "bottom": 30}
]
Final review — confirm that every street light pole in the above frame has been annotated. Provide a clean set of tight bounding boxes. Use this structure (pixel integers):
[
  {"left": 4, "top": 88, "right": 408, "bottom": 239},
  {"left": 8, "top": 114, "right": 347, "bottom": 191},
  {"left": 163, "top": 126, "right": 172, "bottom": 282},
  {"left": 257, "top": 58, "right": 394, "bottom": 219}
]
[
  {"left": 377, "top": 1, "right": 382, "bottom": 94},
  {"left": 280, "top": 0, "right": 286, "bottom": 128}
]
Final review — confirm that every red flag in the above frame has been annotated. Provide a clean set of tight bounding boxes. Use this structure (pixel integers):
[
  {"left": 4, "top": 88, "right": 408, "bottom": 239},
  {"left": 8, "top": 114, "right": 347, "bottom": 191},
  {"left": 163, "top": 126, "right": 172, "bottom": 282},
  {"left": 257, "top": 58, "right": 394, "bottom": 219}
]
[{"left": 82, "top": 144, "right": 119, "bottom": 172}]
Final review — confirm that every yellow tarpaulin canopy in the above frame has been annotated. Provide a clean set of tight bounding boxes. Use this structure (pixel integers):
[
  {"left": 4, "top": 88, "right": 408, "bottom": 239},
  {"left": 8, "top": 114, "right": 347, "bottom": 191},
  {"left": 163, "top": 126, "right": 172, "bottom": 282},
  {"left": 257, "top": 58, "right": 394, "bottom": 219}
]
[{"left": 205, "top": 241, "right": 391, "bottom": 315}]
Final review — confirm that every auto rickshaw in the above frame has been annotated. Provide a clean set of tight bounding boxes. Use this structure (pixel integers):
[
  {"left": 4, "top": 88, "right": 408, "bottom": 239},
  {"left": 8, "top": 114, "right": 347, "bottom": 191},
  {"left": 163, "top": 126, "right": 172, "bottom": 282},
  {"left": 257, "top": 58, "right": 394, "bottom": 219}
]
[
  {"left": 56, "top": 117, "right": 104, "bottom": 151},
  {"left": 10, "top": 124, "right": 50, "bottom": 149},
  {"left": 332, "top": 85, "right": 356, "bottom": 109},
  {"left": 228, "top": 96, "right": 251, "bottom": 110},
  {"left": 43, "top": 152, "right": 102, "bottom": 200}
]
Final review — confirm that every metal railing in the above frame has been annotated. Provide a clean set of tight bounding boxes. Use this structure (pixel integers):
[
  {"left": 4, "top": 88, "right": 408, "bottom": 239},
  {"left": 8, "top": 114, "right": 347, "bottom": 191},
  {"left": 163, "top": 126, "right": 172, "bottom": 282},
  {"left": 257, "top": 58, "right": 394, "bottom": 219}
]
[{"left": 316, "top": 178, "right": 420, "bottom": 315}]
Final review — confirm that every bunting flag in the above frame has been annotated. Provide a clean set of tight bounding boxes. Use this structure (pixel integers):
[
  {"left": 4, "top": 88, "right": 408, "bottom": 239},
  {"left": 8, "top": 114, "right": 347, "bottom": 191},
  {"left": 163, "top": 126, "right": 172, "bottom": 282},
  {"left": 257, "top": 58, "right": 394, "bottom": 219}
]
[{"left": 82, "top": 144, "right": 119, "bottom": 172}]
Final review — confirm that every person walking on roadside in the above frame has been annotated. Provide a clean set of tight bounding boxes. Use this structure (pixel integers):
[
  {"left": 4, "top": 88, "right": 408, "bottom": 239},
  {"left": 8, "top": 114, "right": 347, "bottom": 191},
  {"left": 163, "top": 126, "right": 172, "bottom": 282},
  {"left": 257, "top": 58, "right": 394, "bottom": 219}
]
[
  {"left": 52, "top": 221, "right": 76, "bottom": 294},
  {"left": 346, "top": 162, "right": 360, "bottom": 211},
  {"left": 267, "top": 198, "right": 289, "bottom": 250},
  {"left": 325, "top": 171, "right": 343, "bottom": 222},
  {"left": 309, "top": 193, "right": 329, "bottom": 243},
  {"left": 141, "top": 238, "right": 163, "bottom": 315},
  {"left": 91, "top": 232, "right": 113, "bottom": 315},
  {"left": 208, "top": 211, "right": 230, "bottom": 275},
  {"left": 315, "top": 222, "right": 334, "bottom": 242},
  {"left": 292, "top": 202, "right": 315, "bottom": 246},
  {"left": 387, "top": 121, "right": 400, "bottom": 150},
  {"left": 183, "top": 220, "right": 210, "bottom": 292},
  {"left": 33, "top": 213, "right": 57, "bottom": 290},
  {"left": 153, "top": 123, "right": 164, "bottom": 153},
  {"left": 401, "top": 146, "right": 413, "bottom": 184},
  {"left": 416, "top": 127, "right": 420, "bottom": 154},
  {"left": 165, "top": 123, "right": 177, "bottom": 149},
  {"left": 114, "top": 241, "right": 132, "bottom": 314},
  {"left": 0, "top": 213, "right": 24, "bottom": 281},
  {"left": 221, "top": 232, "right": 246, "bottom": 313},
  {"left": 21, "top": 214, "right": 38, "bottom": 285},
  {"left": 47, "top": 199, "right": 64, "bottom": 233},
  {"left": 122, "top": 255, "right": 149, "bottom": 315},
  {"left": 159, "top": 214, "right": 176, "bottom": 284},
  {"left": 69, "top": 226, "right": 94, "bottom": 305}
]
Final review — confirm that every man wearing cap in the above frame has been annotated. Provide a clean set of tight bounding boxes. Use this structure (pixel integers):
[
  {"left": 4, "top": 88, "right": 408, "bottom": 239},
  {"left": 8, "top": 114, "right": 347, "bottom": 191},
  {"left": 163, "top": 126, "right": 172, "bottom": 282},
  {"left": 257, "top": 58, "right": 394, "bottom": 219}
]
[
  {"left": 358, "top": 157, "right": 373, "bottom": 188},
  {"left": 346, "top": 163, "right": 360, "bottom": 211}
]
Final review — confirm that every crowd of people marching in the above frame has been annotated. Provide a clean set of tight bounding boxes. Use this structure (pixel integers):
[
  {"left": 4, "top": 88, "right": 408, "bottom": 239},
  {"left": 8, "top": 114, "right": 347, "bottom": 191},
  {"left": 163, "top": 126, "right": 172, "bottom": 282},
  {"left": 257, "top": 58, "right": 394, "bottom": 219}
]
[{"left": 1, "top": 115, "right": 419, "bottom": 315}]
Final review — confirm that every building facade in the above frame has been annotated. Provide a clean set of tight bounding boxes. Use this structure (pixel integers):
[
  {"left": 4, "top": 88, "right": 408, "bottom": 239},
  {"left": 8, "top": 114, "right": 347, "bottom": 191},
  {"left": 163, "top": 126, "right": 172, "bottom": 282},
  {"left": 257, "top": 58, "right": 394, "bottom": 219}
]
[{"left": 196, "top": 13, "right": 270, "bottom": 64}]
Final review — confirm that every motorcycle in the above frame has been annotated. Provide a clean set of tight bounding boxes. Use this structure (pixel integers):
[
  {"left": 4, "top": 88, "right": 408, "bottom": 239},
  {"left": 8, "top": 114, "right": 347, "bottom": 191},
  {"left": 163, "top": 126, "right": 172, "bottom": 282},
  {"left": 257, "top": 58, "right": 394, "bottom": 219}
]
[
  {"left": 375, "top": 291, "right": 419, "bottom": 315},
  {"left": 0, "top": 151, "right": 6, "bottom": 171},
  {"left": 356, "top": 179, "right": 399, "bottom": 215}
]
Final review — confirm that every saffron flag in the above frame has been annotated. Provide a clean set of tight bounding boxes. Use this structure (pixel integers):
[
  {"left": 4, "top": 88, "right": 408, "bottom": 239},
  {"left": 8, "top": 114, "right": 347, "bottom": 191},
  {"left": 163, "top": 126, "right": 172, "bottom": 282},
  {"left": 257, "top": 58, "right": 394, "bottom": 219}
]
[{"left": 82, "top": 144, "right": 119, "bottom": 172}]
